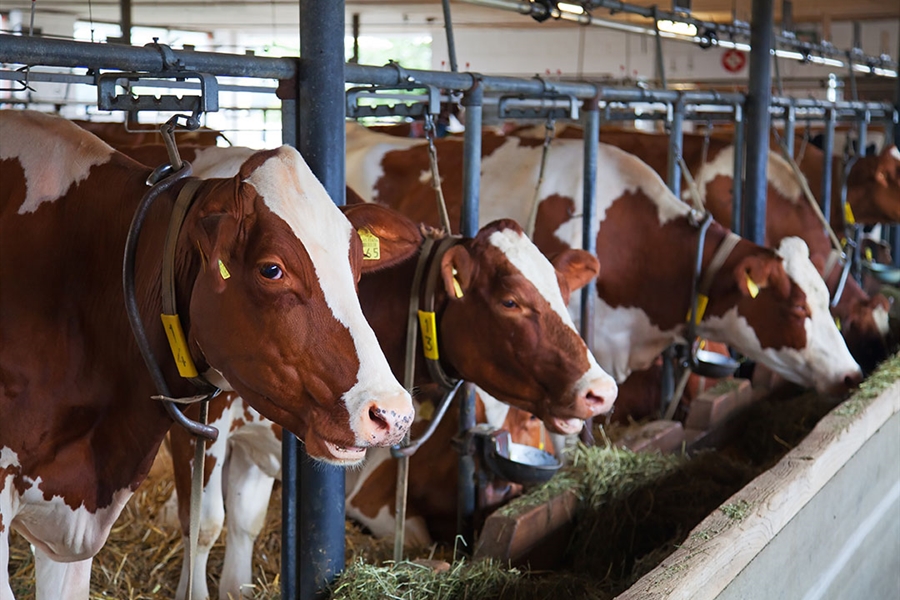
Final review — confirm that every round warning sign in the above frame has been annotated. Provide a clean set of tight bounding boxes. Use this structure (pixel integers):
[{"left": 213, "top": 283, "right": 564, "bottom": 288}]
[{"left": 721, "top": 48, "right": 747, "bottom": 73}]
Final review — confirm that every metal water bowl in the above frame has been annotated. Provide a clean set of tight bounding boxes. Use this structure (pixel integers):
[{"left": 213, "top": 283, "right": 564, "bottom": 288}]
[
  {"left": 863, "top": 261, "right": 900, "bottom": 285},
  {"left": 479, "top": 428, "right": 562, "bottom": 485},
  {"left": 690, "top": 348, "right": 740, "bottom": 379}
]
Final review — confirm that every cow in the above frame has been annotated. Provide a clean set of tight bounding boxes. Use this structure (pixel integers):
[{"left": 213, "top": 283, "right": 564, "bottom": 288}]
[
  {"left": 345, "top": 123, "right": 863, "bottom": 394},
  {"left": 545, "top": 128, "right": 894, "bottom": 375},
  {"left": 163, "top": 201, "right": 617, "bottom": 599},
  {"left": 0, "top": 110, "right": 416, "bottom": 600}
]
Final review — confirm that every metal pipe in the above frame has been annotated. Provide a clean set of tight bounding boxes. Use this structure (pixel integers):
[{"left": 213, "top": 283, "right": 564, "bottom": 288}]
[
  {"left": 297, "top": 2, "right": 346, "bottom": 599},
  {"left": 742, "top": 0, "right": 774, "bottom": 245},
  {"left": 350, "top": 13, "right": 360, "bottom": 64},
  {"left": 279, "top": 98, "right": 300, "bottom": 600},
  {"left": 457, "top": 81, "right": 483, "bottom": 548},
  {"left": 667, "top": 99, "right": 685, "bottom": 197},
  {"left": 820, "top": 107, "right": 837, "bottom": 229},
  {"left": 580, "top": 97, "right": 600, "bottom": 353},
  {"left": 653, "top": 7, "right": 667, "bottom": 90},
  {"left": 732, "top": 103, "right": 746, "bottom": 235},
  {"left": 441, "top": 0, "right": 459, "bottom": 73},
  {"left": 120, "top": 0, "right": 132, "bottom": 45}
]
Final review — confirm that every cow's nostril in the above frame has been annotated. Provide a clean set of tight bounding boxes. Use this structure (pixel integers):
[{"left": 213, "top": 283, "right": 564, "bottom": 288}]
[{"left": 368, "top": 406, "right": 390, "bottom": 432}]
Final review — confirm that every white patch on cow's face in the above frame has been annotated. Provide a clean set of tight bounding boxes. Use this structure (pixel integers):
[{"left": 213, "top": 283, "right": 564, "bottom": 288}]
[
  {"left": 488, "top": 228, "right": 616, "bottom": 394},
  {"left": 15, "top": 479, "right": 132, "bottom": 561},
  {"left": 588, "top": 299, "right": 680, "bottom": 383},
  {"left": 873, "top": 304, "right": 890, "bottom": 337},
  {"left": 191, "top": 146, "right": 256, "bottom": 179},
  {"left": 246, "top": 147, "right": 409, "bottom": 444},
  {"left": 776, "top": 237, "right": 862, "bottom": 389},
  {"left": 0, "top": 111, "right": 114, "bottom": 214},
  {"left": 890, "top": 145, "right": 900, "bottom": 162}
]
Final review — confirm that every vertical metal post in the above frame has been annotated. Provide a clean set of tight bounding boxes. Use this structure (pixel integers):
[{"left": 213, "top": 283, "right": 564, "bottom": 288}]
[
  {"left": 580, "top": 96, "right": 600, "bottom": 352},
  {"left": 667, "top": 99, "right": 684, "bottom": 197},
  {"left": 441, "top": 0, "right": 459, "bottom": 72},
  {"left": 297, "top": 2, "right": 346, "bottom": 599},
  {"left": 743, "top": 0, "right": 774, "bottom": 245},
  {"left": 457, "top": 80, "right": 483, "bottom": 548},
  {"left": 280, "top": 98, "right": 300, "bottom": 600},
  {"left": 652, "top": 7, "right": 668, "bottom": 90},
  {"left": 732, "top": 103, "right": 745, "bottom": 235},
  {"left": 820, "top": 107, "right": 836, "bottom": 228},
  {"left": 892, "top": 226, "right": 900, "bottom": 269},
  {"left": 120, "top": 0, "right": 132, "bottom": 45},
  {"left": 784, "top": 103, "right": 796, "bottom": 157}
]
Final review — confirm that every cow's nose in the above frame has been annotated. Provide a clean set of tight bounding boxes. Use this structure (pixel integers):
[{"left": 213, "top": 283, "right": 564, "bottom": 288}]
[
  {"left": 578, "top": 376, "right": 619, "bottom": 417},
  {"left": 843, "top": 369, "right": 863, "bottom": 390},
  {"left": 358, "top": 392, "right": 414, "bottom": 447}
]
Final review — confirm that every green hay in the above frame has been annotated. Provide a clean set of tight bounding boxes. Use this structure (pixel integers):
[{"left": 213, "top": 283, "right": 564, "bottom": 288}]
[
  {"left": 719, "top": 500, "right": 752, "bottom": 521},
  {"left": 833, "top": 352, "right": 900, "bottom": 423}
]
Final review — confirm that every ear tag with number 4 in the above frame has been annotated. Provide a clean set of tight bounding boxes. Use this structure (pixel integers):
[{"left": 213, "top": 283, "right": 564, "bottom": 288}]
[{"left": 746, "top": 273, "right": 759, "bottom": 299}]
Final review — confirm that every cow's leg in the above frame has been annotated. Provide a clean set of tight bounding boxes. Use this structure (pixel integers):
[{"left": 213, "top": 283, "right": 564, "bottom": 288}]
[
  {"left": 219, "top": 443, "right": 276, "bottom": 600},
  {"left": 174, "top": 439, "right": 228, "bottom": 600},
  {"left": 33, "top": 549, "right": 91, "bottom": 600},
  {"left": 1, "top": 526, "right": 11, "bottom": 600}
]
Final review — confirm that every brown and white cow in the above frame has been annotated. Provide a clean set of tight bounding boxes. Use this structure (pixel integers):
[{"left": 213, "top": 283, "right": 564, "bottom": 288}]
[
  {"left": 164, "top": 202, "right": 617, "bottom": 599},
  {"left": 0, "top": 111, "right": 414, "bottom": 599},
  {"left": 71, "top": 118, "right": 225, "bottom": 148},
  {"left": 552, "top": 128, "right": 893, "bottom": 375},
  {"left": 345, "top": 123, "right": 863, "bottom": 394}
]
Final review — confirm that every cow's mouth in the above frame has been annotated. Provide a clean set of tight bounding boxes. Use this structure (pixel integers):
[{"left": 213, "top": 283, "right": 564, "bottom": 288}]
[
  {"left": 549, "top": 417, "right": 584, "bottom": 435},
  {"left": 323, "top": 441, "right": 367, "bottom": 463}
]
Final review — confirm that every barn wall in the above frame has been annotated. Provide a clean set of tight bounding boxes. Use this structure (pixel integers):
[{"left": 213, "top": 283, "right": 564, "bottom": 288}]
[{"left": 718, "top": 409, "right": 900, "bottom": 600}]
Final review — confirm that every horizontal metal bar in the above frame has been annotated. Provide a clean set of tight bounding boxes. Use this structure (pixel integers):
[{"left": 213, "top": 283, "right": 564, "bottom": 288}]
[
  {"left": 0, "top": 69, "right": 276, "bottom": 94},
  {"left": 0, "top": 34, "right": 295, "bottom": 79}
]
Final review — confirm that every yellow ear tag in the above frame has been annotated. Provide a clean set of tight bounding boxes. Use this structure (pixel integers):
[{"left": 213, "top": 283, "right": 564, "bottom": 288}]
[
  {"left": 745, "top": 274, "right": 760, "bottom": 299},
  {"left": 357, "top": 228, "right": 380, "bottom": 260},
  {"left": 865, "top": 247, "right": 874, "bottom": 262},
  {"left": 451, "top": 267, "right": 464, "bottom": 299},
  {"left": 417, "top": 310, "right": 440, "bottom": 360},
  {"left": 160, "top": 314, "right": 200, "bottom": 378},
  {"left": 686, "top": 294, "right": 709, "bottom": 325},
  {"left": 218, "top": 259, "right": 231, "bottom": 280},
  {"left": 844, "top": 202, "right": 856, "bottom": 225},
  {"left": 835, "top": 317, "right": 842, "bottom": 332},
  {"left": 417, "top": 399, "right": 436, "bottom": 421}
]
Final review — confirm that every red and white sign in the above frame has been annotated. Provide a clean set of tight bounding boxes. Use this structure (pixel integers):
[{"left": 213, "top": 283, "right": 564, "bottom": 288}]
[{"left": 721, "top": 49, "right": 747, "bottom": 73}]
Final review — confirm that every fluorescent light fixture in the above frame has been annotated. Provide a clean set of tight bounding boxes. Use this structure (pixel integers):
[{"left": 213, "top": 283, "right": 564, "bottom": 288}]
[
  {"left": 774, "top": 49, "right": 804, "bottom": 60},
  {"left": 656, "top": 19, "right": 698, "bottom": 37},
  {"left": 557, "top": 2, "right": 585, "bottom": 14}
]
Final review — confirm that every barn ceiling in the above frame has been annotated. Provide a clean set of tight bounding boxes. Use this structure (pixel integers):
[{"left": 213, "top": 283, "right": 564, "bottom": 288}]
[{"left": 0, "top": 1, "right": 897, "bottom": 34}]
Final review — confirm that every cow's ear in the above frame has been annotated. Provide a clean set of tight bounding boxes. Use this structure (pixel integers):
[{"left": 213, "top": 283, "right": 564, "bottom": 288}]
[
  {"left": 551, "top": 249, "right": 600, "bottom": 296},
  {"left": 732, "top": 253, "right": 790, "bottom": 299},
  {"left": 876, "top": 144, "right": 900, "bottom": 186},
  {"left": 440, "top": 245, "right": 474, "bottom": 301},
  {"left": 185, "top": 179, "right": 246, "bottom": 292},
  {"left": 342, "top": 203, "right": 423, "bottom": 273}
]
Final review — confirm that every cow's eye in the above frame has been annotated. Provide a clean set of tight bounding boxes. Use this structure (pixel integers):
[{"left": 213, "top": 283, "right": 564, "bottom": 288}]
[
  {"left": 501, "top": 299, "right": 518, "bottom": 309},
  {"left": 259, "top": 263, "right": 283, "bottom": 280}
]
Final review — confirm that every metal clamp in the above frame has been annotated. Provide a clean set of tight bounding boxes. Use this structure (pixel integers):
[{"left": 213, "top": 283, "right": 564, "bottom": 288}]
[
  {"left": 97, "top": 70, "right": 219, "bottom": 114},
  {"left": 497, "top": 93, "right": 578, "bottom": 121},
  {"left": 346, "top": 82, "right": 443, "bottom": 119}
]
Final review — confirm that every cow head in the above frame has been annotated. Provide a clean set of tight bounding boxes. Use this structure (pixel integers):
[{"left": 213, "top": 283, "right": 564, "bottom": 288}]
[
  {"left": 183, "top": 147, "right": 415, "bottom": 465},
  {"left": 848, "top": 144, "right": 900, "bottom": 223},
  {"left": 436, "top": 220, "right": 617, "bottom": 435},
  {"left": 704, "top": 237, "right": 862, "bottom": 395}
]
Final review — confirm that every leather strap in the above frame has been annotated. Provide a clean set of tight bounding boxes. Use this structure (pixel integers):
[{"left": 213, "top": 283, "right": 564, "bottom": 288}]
[{"left": 699, "top": 231, "right": 741, "bottom": 297}]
